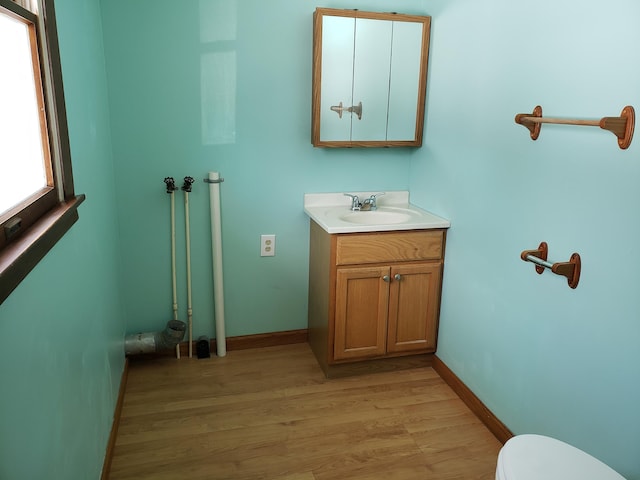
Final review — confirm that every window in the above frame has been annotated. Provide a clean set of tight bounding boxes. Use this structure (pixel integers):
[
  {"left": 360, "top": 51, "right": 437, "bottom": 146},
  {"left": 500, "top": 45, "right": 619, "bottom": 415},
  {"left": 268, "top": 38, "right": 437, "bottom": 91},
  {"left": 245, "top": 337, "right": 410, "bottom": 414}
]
[{"left": 0, "top": 0, "right": 84, "bottom": 304}]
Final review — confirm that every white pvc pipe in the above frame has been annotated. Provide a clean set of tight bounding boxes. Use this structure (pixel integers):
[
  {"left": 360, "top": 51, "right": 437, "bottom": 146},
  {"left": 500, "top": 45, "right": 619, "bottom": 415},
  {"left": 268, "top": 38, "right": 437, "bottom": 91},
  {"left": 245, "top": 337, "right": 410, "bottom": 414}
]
[
  {"left": 170, "top": 190, "right": 180, "bottom": 359},
  {"left": 208, "top": 171, "right": 226, "bottom": 357},
  {"left": 184, "top": 189, "right": 193, "bottom": 358}
]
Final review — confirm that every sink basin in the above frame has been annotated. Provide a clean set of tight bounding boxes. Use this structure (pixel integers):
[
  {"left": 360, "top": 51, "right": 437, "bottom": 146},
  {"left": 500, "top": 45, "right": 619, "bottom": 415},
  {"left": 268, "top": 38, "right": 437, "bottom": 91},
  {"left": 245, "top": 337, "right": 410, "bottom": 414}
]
[
  {"left": 303, "top": 191, "right": 451, "bottom": 233},
  {"left": 339, "top": 209, "right": 413, "bottom": 225}
]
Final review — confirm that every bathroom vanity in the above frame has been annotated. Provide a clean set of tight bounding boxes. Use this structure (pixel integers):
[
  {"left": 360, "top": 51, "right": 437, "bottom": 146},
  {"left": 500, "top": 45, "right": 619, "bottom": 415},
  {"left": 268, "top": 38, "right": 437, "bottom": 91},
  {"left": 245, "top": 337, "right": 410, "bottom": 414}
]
[{"left": 305, "top": 192, "right": 449, "bottom": 377}]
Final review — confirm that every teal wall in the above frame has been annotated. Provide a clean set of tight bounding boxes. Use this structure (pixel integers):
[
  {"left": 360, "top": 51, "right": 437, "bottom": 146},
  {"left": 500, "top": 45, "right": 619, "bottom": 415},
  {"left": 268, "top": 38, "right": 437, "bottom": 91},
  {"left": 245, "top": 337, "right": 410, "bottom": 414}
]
[
  {"left": 413, "top": 0, "right": 640, "bottom": 478},
  {"left": 101, "top": 0, "right": 640, "bottom": 477},
  {"left": 0, "top": 0, "right": 124, "bottom": 478}
]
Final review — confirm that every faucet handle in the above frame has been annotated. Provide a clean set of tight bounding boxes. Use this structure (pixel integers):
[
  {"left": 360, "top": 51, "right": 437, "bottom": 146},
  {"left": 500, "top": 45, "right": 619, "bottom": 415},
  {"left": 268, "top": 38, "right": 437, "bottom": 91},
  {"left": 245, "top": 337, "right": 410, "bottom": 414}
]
[
  {"left": 364, "top": 192, "right": 385, "bottom": 210},
  {"left": 344, "top": 193, "right": 361, "bottom": 211}
]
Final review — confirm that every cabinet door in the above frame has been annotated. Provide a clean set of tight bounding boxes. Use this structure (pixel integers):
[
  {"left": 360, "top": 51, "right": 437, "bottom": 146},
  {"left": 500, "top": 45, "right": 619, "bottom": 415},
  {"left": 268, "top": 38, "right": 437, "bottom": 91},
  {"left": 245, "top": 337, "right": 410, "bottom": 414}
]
[
  {"left": 319, "top": 15, "right": 355, "bottom": 142},
  {"left": 387, "top": 262, "right": 442, "bottom": 354},
  {"left": 387, "top": 21, "right": 424, "bottom": 140},
  {"left": 334, "top": 266, "right": 389, "bottom": 361},
  {"left": 350, "top": 18, "right": 392, "bottom": 141}
]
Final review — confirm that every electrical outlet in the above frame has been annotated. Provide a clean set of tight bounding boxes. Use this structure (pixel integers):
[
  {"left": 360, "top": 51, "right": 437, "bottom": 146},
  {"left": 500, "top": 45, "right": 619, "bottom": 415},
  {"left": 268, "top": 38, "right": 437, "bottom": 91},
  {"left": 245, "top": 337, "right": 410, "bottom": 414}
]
[{"left": 260, "top": 234, "right": 276, "bottom": 257}]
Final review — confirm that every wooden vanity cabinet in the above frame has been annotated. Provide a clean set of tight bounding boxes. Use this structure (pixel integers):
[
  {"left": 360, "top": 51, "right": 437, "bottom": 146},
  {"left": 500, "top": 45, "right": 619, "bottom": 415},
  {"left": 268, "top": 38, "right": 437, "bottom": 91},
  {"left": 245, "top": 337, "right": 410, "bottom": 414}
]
[{"left": 308, "top": 221, "right": 446, "bottom": 376}]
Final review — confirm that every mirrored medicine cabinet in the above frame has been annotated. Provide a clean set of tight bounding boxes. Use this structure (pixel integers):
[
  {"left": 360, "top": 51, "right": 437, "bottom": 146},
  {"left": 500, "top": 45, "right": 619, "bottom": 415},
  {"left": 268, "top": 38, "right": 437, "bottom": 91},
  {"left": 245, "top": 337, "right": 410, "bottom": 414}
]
[{"left": 312, "top": 8, "right": 431, "bottom": 148}]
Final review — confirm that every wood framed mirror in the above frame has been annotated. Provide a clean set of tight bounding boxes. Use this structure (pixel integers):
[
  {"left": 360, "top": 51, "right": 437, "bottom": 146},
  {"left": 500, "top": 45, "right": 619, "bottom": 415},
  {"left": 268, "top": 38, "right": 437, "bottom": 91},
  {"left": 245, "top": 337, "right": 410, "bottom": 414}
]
[{"left": 312, "top": 8, "right": 431, "bottom": 148}]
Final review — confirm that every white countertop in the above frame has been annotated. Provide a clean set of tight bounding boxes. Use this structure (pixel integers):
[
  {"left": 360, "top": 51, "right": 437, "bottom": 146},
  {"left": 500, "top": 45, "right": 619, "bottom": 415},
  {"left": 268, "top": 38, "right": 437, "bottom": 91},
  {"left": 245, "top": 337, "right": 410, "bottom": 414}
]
[{"left": 304, "top": 191, "right": 450, "bottom": 234}]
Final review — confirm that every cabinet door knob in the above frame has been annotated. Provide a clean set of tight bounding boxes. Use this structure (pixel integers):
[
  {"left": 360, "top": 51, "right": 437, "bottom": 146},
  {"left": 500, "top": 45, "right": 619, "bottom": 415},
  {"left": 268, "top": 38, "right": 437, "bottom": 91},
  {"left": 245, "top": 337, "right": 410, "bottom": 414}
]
[
  {"left": 382, "top": 275, "right": 390, "bottom": 283},
  {"left": 347, "top": 102, "right": 362, "bottom": 120},
  {"left": 330, "top": 102, "right": 344, "bottom": 119},
  {"left": 394, "top": 274, "right": 402, "bottom": 281}
]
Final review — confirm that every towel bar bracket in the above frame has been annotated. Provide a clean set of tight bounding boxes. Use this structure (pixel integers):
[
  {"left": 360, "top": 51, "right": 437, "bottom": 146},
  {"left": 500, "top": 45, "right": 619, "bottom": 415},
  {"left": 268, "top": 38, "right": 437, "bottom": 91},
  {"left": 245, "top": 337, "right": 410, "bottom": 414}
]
[
  {"left": 516, "top": 105, "right": 543, "bottom": 141},
  {"left": 552, "top": 253, "right": 581, "bottom": 289},
  {"left": 520, "top": 241, "right": 548, "bottom": 274}
]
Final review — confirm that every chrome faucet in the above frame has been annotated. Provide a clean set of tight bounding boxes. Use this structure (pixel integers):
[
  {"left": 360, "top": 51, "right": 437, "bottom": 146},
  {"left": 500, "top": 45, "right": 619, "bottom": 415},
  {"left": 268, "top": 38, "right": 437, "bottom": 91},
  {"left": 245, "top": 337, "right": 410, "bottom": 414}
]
[
  {"left": 362, "top": 192, "right": 385, "bottom": 211},
  {"left": 344, "top": 193, "right": 361, "bottom": 211},
  {"left": 344, "top": 192, "right": 385, "bottom": 211}
]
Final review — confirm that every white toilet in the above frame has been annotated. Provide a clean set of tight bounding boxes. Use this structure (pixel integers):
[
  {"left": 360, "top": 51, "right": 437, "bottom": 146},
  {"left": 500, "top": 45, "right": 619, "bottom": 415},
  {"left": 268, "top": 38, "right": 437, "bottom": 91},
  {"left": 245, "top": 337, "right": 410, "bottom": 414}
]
[{"left": 496, "top": 434, "right": 626, "bottom": 480}]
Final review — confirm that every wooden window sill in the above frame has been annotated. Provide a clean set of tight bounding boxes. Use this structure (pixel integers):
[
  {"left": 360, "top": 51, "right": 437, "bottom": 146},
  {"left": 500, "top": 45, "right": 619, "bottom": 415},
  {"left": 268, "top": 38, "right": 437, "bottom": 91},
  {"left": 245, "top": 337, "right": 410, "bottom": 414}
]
[{"left": 0, "top": 194, "right": 85, "bottom": 305}]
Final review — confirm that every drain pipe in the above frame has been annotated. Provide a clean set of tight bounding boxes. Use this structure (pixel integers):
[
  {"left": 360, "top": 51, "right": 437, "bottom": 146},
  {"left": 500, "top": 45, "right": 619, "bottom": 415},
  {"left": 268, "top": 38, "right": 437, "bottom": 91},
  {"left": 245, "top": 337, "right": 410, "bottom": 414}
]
[
  {"left": 205, "top": 172, "right": 226, "bottom": 356},
  {"left": 124, "top": 320, "right": 186, "bottom": 355}
]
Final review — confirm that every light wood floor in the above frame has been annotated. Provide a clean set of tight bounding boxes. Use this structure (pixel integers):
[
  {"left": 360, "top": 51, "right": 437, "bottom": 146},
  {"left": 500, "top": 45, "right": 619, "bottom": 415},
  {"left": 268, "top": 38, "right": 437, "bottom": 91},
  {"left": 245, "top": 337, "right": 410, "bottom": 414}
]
[{"left": 109, "top": 343, "right": 502, "bottom": 480}]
